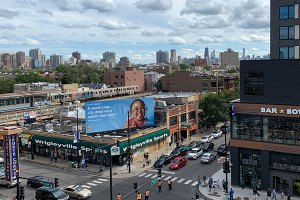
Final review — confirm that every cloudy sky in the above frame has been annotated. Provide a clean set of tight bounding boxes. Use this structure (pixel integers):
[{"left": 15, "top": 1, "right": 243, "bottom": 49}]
[{"left": 0, "top": 0, "right": 270, "bottom": 64}]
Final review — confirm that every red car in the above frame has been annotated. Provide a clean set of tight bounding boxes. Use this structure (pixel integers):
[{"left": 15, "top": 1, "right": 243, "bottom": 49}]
[{"left": 169, "top": 156, "right": 187, "bottom": 170}]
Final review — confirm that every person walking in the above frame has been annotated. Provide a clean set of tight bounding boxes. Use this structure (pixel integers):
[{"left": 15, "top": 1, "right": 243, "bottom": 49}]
[
  {"left": 168, "top": 179, "right": 172, "bottom": 190},
  {"left": 267, "top": 188, "right": 272, "bottom": 200},
  {"left": 145, "top": 190, "right": 150, "bottom": 200},
  {"left": 253, "top": 187, "right": 259, "bottom": 200},
  {"left": 116, "top": 193, "right": 122, "bottom": 200},
  {"left": 287, "top": 190, "right": 291, "bottom": 200},
  {"left": 54, "top": 153, "right": 58, "bottom": 163},
  {"left": 136, "top": 192, "right": 142, "bottom": 200},
  {"left": 50, "top": 153, "right": 53, "bottom": 163},
  {"left": 229, "top": 188, "right": 234, "bottom": 200},
  {"left": 271, "top": 188, "right": 277, "bottom": 200},
  {"left": 222, "top": 179, "right": 227, "bottom": 192},
  {"left": 208, "top": 177, "right": 213, "bottom": 192},
  {"left": 195, "top": 192, "right": 199, "bottom": 200},
  {"left": 158, "top": 179, "right": 162, "bottom": 193}
]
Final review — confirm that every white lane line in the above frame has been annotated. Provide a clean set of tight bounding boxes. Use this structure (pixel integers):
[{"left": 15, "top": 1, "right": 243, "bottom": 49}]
[
  {"left": 86, "top": 182, "right": 97, "bottom": 186},
  {"left": 98, "top": 178, "right": 109, "bottom": 182},
  {"left": 177, "top": 178, "right": 185, "bottom": 183},
  {"left": 164, "top": 176, "right": 172, "bottom": 180},
  {"left": 148, "top": 170, "right": 176, "bottom": 175},
  {"left": 151, "top": 175, "right": 158, "bottom": 178},
  {"left": 184, "top": 180, "right": 193, "bottom": 185},
  {"left": 82, "top": 185, "right": 91, "bottom": 189},
  {"left": 145, "top": 174, "right": 153, "bottom": 178},
  {"left": 138, "top": 173, "right": 147, "bottom": 177},
  {"left": 92, "top": 181, "right": 103, "bottom": 184},
  {"left": 161, "top": 175, "right": 166, "bottom": 178},
  {"left": 171, "top": 177, "right": 178, "bottom": 181},
  {"left": 191, "top": 181, "right": 198, "bottom": 186}
]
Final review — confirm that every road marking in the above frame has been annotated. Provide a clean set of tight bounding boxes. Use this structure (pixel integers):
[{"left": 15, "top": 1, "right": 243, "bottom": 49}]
[
  {"left": 177, "top": 178, "right": 185, "bottom": 183},
  {"left": 191, "top": 181, "right": 198, "bottom": 186},
  {"left": 171, "top": 177, "right": 178, "bottom": 181},
  {"left": 97, "top": 178, "right": 108, "bottom": 182},
  {"left": 138, "top": 173, "right": 147, "bottom": 177},
  {"left": 145, "top": 174, "right": 153, "bottom": 178},
  {"left": 86, "top": 182, "right": 97, "bottom": 186},
  {"left": 92, "top": 180, "right": 103, "bottom": 184},
  {"left": 184, "top": 180, "right": 193, "bottom": 185},
  {"left": 164, "top": 176, "right": 172, "bottom": 180},
  {"left": 161, "top": 175, "right": 166, "bottom": 178},
  {"left": 148, "top": 170, "right": 175, "bottom": 175},
  {"left": 151, "top": 175, "right": 158, "bottom": 178},
  {"left": 81, "top": 185, "right": 91, "bottom": 189}
]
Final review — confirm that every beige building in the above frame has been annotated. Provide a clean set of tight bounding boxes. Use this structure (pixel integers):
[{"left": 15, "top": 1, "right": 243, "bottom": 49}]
[{"left": 220, "top": 48, "right": 239, "bottom": 66}]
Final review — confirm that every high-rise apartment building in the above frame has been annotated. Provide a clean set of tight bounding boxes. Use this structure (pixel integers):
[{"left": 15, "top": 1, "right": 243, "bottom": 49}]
[
  {"left": 220, "top": 48, "right": 239, "bottom": 66},
  {"left": 270, "top": 0, "right": 300, "bottom": 59},
  {"left": 29, "top": 48, "right": 41, "bottom": 60},
  {"left": 50, "top": 54, "right": 63, "bottom": 68},
  {"left": 16, "top": 51, "right": 25, "bottom": 67},
  {"left": 204, "top": 47, "right": 209, "bottom": 60},
  {"left": 118, "top": 56, "right": 131, "bottom": 67},
  {"left": 103, "top": 51, "right": 116, "bottom": 64},
  {"left": 242, "top": 48, "right": 246, "bottom": 60},
  {"left": 72, "top": 51, "right": 81, "bottom": 62},
  {"left": 1, "top": 53, "right": 13, "bottom": 69},
  {"left": 156, "top": 50, "right": 169, "bottom": 64},
  {"left": 170, "top": 49, "right": 176, "bottom": 64}
]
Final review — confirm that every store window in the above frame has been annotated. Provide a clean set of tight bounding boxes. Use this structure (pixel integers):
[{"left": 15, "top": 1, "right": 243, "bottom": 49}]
[
  {"left": 181, "top": 113, "right": 187, "bottom": 123},
  {"left": 170, "top": 116, "right": 178, "bottom": 126},
  {"left": 189, "top": 111, "right": 196, "bottom": 119},
  {"left": 280, "top": 26, "right": 295, "bottom": 39},
  {"left": 244, "top": 72, "right": 264, "bottom": 95},
  {"left": 234, "top": 115, "right": 263, "bottom": 141},
  {"left": 280, "top": 5, "right": 295, "bottom": 19}
]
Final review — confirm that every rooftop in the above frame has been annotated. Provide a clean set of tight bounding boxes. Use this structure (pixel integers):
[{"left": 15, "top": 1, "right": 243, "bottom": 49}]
[{"left": 153, "top": 92, "right": 198, "bottom": 98}]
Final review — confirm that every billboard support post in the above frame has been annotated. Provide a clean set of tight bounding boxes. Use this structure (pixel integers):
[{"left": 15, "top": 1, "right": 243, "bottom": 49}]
[{"left": 127, "top": 111, "right": 131, "bottom": 173}]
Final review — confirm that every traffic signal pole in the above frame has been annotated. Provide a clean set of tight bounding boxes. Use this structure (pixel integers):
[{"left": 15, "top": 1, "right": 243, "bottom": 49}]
[
  {"left": 127, "top": 111, "right": 131, "bottom": 173},
  {"left": 224, "top": 121, "right": 228, "bottom": 194},
  {"left": 109, "top": 151, "right": 113, "bottom": 200}
]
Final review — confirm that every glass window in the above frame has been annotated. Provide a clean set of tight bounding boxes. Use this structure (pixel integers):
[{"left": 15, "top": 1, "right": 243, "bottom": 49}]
[
  {"left": 289, "top": 47, "right": 294, "bottom": 59},
  {"left": 280, "top": 47, "right": 288, "bottom": 59},
  {"left": 289, "top": 26, "right": 295, "bottom": 39},
  {"left": 169, "top": 116, "right": 177, "bottom": 126},
  {"left": 289, "top": 5, "right": 295, "bottom": 18},
  {"left": 280, "top": 27, "right": 288, "bottom": 39},
  {"left": 189, "top": 111, "right": 196, "bottom": 119},
  {"left": 244, "top": 72, "right": 264, "bottom": 96},
  {"left": 280, "top": 5, "right": 295, "bottom": 19},
  {"left": 181, "top": 114, "right": 187, "bottom": 123}
]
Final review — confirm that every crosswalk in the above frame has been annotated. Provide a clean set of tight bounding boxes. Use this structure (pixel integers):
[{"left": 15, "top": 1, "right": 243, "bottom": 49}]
[
  {"left": 138, "top": 172, "right": 198, "bottom": 187},
  {"left": 82, "top": 177, "right": 109, "bottom": 189}
]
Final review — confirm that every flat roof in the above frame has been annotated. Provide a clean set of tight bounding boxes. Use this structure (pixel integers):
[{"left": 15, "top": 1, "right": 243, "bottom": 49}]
[{"left": 153, "top": 92, "right": 198, "bottom": 98}]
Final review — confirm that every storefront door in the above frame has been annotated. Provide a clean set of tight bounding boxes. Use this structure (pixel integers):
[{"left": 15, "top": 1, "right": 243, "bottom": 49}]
[
  {"left": 240, "top": 165, "right": 262, "bottom": 189},
  {"left": 273, "top": 176, "right": 289, "bottom": 194}
]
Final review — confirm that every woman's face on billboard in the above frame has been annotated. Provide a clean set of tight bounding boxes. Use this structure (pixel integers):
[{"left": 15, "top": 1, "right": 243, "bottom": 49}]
[{"left": 131, "top": 100, "right": 145, "bottom": 122}]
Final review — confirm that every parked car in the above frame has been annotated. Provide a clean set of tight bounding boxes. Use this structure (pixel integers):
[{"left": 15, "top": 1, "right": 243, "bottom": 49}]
[
  {"left": 0, "top": 177, "right": 17, "bottom": 188},
  {"left": 169, "top": 156, "right": 187, "bottom": 170},
  {"left": 27, "top": 176, "right": 54, "bottom": 188},
  {"left": 200, "top": 142, "right": 214, "bottom": 152},
  {"left": 61, "top": 185, "right": 92, "bottom": 199},
  {"left": 35, "top": 187, "right": 69, "bottom": 200},
  {"left": 200, "top": 152, "right": 217, "bottom": 163},
  {"left": 211, "top": 130, "right": 223, "bottom": 139},
  {"left": 217, "top": 144, "right": 230, "bottom": 156},
  {"left": 154, "top": 154, "right": 174, "bottom": 168},
  {"left": 185, "top": 141, "right": 201, "bottom": 151},
  {"left": 188, "top": 148, "right": 203, "bottom": 160},
  {"left": 170, "top": 146, "right": 187, "bottom": 157},
  {"left": 200, "top": 135, "right": 214, "bottom": 143}
]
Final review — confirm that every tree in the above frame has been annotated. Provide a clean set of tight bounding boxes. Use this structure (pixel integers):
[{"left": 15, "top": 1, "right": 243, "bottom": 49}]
[
  {"left": 179, "top": 64, "right": 190, "bottom": 71},
  {"left": 14, "top": 71, "right": 56, "bottom": 83},
  {"left": 0, "top": 78, "right": 15, "bottom": 93}
]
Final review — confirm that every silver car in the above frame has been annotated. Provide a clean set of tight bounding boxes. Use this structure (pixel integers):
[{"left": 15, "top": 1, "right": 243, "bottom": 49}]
[
  {"left": 61, "top": 185, "right": 92, "bottom": 199},
  {"left": 200, "top": 152, "right": 216, "bottom": 163},
  {"left": 188, "top": 148, "right": 203, "bottom": 160}
]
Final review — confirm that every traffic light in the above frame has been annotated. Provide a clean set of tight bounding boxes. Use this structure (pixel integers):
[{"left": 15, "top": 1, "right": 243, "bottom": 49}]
[
  {"left": 133, "top": 182, "right": 138, "bottom": 193},
  {"left": 20, "top": 186, "right": 25, "bottom": 200},
  {"left": 223, "top": 161, "right": 230, "bottom": 173},
  {"left": 54, "top": 178, "right": 59, "bottom": 188},
  {"left": 157, "top": 168, "right": 162, "bottom": 177}
]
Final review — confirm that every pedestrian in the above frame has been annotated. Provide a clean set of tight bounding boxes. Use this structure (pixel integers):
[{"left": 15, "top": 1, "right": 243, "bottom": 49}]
[
  {"left": 50, "top": 154, "right": 53, "bottom": 163},
  {"left": 54, "top": 153, "right": 58, "bottom": 163},
  {"left": 136, "top": 192, "right": 142, "bottom": 200},
  {"left": 99, "top": 165, "right": 103, "bottom": 173},
  {"left": 158, "top": 179, "right": 162, "bottom": 193},
  {"left": 145, "top": 189, "right": 150, "bottom": 200},
  {"left": 253, "top": 187, "right": 259, "bottom": 200},
  {"left": 195, "top": 192, "right": 199, "bottom": 200},
  {"left": 271, "top": 188, "right": 277, "bottom": 200},
  {"left": 130, "top": 155, "right": 133, "bottom": 163},
  {"left": 287, "top": 190, "right": 291, "bottom": 200},
  {"left": 222, "top": 179, "right": 227, "bottom": 192},
  {"left": 197, "top": 176, "right": 201, "bottom": 188},
  {"left": 208, "top": 177, "right": 213, "bottom": 192},
  {"left": 168, "top": 179, "right": 172, "bottom": 190},
  {"left": 229, "top": 188, "right": 234, "bottom": 200},
  {"left": 116, "top": 193, "right": 122, "bottom": 200},
  {"left": 280, "top": 191, "right": 284, "bottom": 200},
  {"left": 267, "top": 188, "right": 272, "bottom": 200}
]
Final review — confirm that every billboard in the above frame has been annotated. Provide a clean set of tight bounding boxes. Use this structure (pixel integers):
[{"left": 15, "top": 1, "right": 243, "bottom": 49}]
[
  {"left": 85, "top": 97, "right": 154, "bottom": 134},
  {"left": 3, "top": 134, "right": 19, "bottom": 181}
]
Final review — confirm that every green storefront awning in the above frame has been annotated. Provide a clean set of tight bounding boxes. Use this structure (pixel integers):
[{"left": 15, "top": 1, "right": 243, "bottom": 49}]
[
  {"left": 181, "top": 122, "right": 191, "bottom": 128},
  {"left": 32, "top": 135, "right": 111, "bottom": 152},
  {"left": 119, "top": 128, "right": 170, "bottom": 154}
]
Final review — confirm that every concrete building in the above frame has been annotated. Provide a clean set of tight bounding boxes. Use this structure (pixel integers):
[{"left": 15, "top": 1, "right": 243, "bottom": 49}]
[
  {"left": 103, "top": 51, "right": 116, "bottom": 64},
  {"left": 1, "top": 53, "right": 13, "bottom": 70},
  {"left": 144, "top": 72, "right": 165, "bottom": 92},
  {"left": 220, "top": 48, "right": 239, "bottom": 66},
  {"left": 50, "top": 54, "right": 63, "bottom": 68},
  {"left": 16, "top": 51, "right": 25, "bottom": 67},
  {"left": 270, "top": 0, "right": 300, "bottom": 59},
  {"left": 204, "top": 47, "right": 209, "bottom": 61},
  {"left": 104, "top": 67, "right": 144, "bottom": 92},
  {"left": 118, "top": 56, "right": 131, "bottom": 68},
  {"left": 72, "top": 51, "right": 81, "bottom": 63},
  {"left": 156, "top": 50, "right": 169, "bottom": 64},
  {"left": 170, "top": 49, "right": 176, "bottom": 64}
]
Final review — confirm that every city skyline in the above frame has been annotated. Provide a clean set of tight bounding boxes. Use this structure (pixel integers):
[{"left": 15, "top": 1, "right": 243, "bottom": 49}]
[{"left": 0, "top": 0, "right": 270, "bottom": 64}]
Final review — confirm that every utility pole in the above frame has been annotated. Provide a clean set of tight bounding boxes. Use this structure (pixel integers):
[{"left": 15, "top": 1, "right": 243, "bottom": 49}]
[
  {"left": 224, "top": 121, "right": 229, "bottom": 194},
  {"left": 109, "top": 151, "right": 113, "bottom": 200},
  {"left": 127, "top": 111, "right": 131, "bottom": 173},
  {"left": 76, "top": 107, "right": 80, "bottom": 169}
]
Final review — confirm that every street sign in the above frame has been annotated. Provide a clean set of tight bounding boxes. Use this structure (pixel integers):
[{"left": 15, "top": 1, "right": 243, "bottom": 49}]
[
  {"left": 110, "top": 146, "right": 120, "bottom": 156},
  {"left": 151, "top": 178, "right": 159, "bottom": 185}
]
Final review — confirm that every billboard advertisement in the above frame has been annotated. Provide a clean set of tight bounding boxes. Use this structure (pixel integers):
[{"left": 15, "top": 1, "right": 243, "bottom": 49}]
[
  {"left": 4, "top": 135, "right": 10, "bottom": 181},
  {"left": 85, "top": 97, "right": 154, "bottom": 134},
  {"left": 3, "top": 134, "right": 19, "bottom": 181}
]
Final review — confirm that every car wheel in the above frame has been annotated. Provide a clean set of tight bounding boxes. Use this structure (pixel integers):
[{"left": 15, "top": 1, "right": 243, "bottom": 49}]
[
  {"left": 27, "top": 182, "right": 31, "bottom": 187},
  {"left": 78, "top": 195, "right": 83, "bottom": 200},
  {"left": 6, "top": 183, "right": 11, "bottom": 188}
]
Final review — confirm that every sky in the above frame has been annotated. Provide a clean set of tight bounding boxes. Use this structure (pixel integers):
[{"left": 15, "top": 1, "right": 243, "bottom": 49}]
[{"left": 0, "top": 0, "right": 270, "bottom": 64}]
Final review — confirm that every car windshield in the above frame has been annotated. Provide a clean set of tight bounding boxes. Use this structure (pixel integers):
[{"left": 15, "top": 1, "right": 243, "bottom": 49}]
[
  {"left": 202, "top": 136, "right": 208, "bottom": 139},
  {"left": 213, "top": 130, "right": 218, "bottom": 133},
  {"left": 202, "top": 154, "right": 210, "bottom": 158},
  {"left": 172, "top": 159, "right": 181, "bottom": 164},
  {"left": 201, "top": 143, "right": 209, "bottom": 148},
  {"left": 190, "top": 149, "right": 199, "bottom": 153},
  {"left": 189, "top": 142, "right": 197, "bottom": 146},
  {"left": 158, "top": 156, "right": 167, "bottom": 161},
  {"left": 53, "top": 190, "right": 65, "bottom": 197},
  {"left": 172, "top": 148, "right": 180, "bottom": 154},
  {"left": 219, "top": 144, "right": 225, "bottom": 148},
  {"left": 74, "top": 185, "right": 84, "bottom": 192}
]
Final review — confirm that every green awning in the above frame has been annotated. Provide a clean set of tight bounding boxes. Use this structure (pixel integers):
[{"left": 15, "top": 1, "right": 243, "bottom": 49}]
[
  {"left": 32, "top": 135, "right": 111, "bottom": 152},
  {"left": 181, "top": 122, "right": 191, "bottom": 128},
  {"left": 119, "top": 128, "right": 170, "bottom": 154}
]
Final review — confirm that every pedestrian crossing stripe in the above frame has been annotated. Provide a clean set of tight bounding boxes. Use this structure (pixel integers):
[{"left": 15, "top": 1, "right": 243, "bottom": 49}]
[
  {"left": 161, "top": 175, "right": 166, "bottom": 178},
  {"left": 139, "top": 173, "right": 147, "bottom": 177},
  {"left": 170, "top": 177, "right": 178, "bottom": 181},
  {"left": 82, "top": 185, "right": 91, "bottom": 189},
  {"left": 177, "top": 178, "right": 185, "bottom": 183},
  {"left": 184, "top": 180, "right": 193, "bottom": 184},
  {"left": 92, "top": 180, "right": 103, "bottom": 184},
  {"left": 164, "top": 176, "right": 172, "bottom": 180},
  {"left": 98, "top": 178, "right": 109, "bottom": 182},
  {"left": 191, "top": 181, "right": 198, "bottom": 186},
  {"left": 151, "top": 174, "right": 158, "bottom": 178},
  {"left": 145, "top": 174, "right": 153, "bottom": 177},
  {"left": 86, "top": 182, "right": 97, "bottom": 186}
]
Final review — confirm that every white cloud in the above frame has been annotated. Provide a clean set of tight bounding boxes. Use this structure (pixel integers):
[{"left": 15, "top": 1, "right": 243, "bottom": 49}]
[
  {"left": 81, "top": 0, "right": 117, "bottom": 12},
  {"left": 141, "top": 30, "right": 165, "bottom": 37},
  {"left": 135, "top": 0, "right": 172, "bottom": 12},
  {"left": 197, "top": 36, "right": 222, "bottom": 43},
  {"left": 168, "top": 37, "right": 186, "bottom": 45},
  {"left": 0, "top": 9, "right": 19, "bottom": 19},
  {"left": 236, "top": 34, "right": 269, "bottom": 43},
  {"left": 24, "top": 38, "right": 40, "bottom": 45},
  {"left": 98, "top": 19, "right": 140, "bottom": 30},
  {"left": 0, "top": 38, "right": 13, "bottom": 45}
]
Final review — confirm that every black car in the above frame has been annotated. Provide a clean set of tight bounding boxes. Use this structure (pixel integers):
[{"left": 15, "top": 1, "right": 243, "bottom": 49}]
[
  {"left": 200, "top": 142, "right": 214, "bottom": 152},
  {"left": 170, "top": 146, "right": 186, "bottom": 157},
  {"left": 154, "top": 154, "right": 174, "bottom": 168},
  {"left": 27, "top": 176, "right": 54, "bottom": 188},
  {"left": 217, "top": 144, "right": 230, "bottom": 156},
  {"left": 185, "top": 141, "right": 201, "bottom": 151},
  {"left": 35, "top": 187, "right": 69, "bottom": 200}
]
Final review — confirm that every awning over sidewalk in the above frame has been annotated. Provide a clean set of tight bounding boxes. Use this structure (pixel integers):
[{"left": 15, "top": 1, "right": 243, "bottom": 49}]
[
  {"left": 32, "top": 135, "right": 111, "bottom": 152},
  {"left": 119, "top": 128, "right": 170, "bottom": 154}
]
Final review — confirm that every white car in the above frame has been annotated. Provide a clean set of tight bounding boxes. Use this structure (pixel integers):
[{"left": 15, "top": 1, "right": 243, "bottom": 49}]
[
  {"left": 61, "top": 185, "right": 92, "bottom": 199},
  {"left": 188, "top": 148, "right": 203, "bottom": 160},
  {"left": 0, "top": 177, "right": 17, "bottom": 188},
  {"left": 200, "top": 135, "right": 214, "bottom": 143},
  {"left": 200, "top": 152, "right": 216, "bottom": 163},
  {"left": 211, "top": 130, "right": 223, "bottom": 139}
]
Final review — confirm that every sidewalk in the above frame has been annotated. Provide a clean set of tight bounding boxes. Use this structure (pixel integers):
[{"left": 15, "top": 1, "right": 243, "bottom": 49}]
[{"left": 199, "top": 169, "right": 300, "bottom": 200}]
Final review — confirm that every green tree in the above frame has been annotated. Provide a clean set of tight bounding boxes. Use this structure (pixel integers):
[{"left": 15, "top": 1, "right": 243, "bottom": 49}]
[
  {"left": 0, "top": 78, "right": 15, "bottom": 93},
  {"left": 179, "top": 64, "right": 190, "bottom": 71},
  {"left": 14, "top": 71, "right": 56, "bottom": 83}
]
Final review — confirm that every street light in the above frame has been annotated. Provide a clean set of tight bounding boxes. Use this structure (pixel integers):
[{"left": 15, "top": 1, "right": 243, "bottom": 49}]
[
  {"left": 127, "top": 111, "right": 131, "bottom": 173},
  {"left": 224, "top": 121, "right": 229, "bottom": 194}
]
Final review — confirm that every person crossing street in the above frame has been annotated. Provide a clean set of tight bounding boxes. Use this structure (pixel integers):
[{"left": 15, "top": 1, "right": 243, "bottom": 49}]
[
  {"left": 136, "top": 192, "right": 142, "bottom": 200},
  {"left": 158, "top": 179, "right": 163, "bottom": 193},
  {"left": 116, "top": 193, "right": 122, "bottom": 200},
  {"left": 145, "top": 189, "right": 150, "bottom": 200},
  {"left": 168, "top": 179, "right": 172, "bottom": 190}
]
